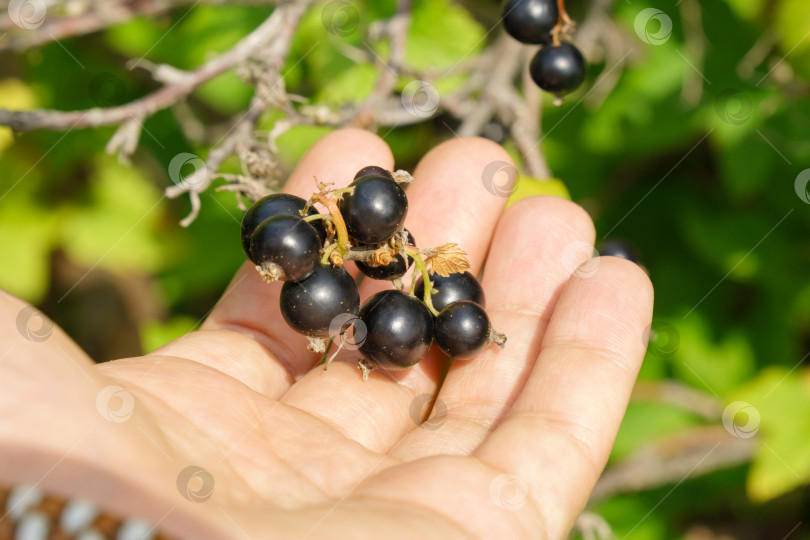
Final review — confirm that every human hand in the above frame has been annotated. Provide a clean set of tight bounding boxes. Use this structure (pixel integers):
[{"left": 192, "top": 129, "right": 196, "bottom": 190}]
[{"left": 0, "top": 129, "right": 653, "bottom": 539}]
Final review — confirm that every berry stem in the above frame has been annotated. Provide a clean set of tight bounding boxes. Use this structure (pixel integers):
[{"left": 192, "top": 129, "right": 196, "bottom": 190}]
[
  {"left": 551, "top": 0, "right": 572, "bottom": 46},
  {"left": 303, "top": 213, "right": 332, "bottom": 223},
  {"left": 311, "top": 193, "right": 352, "bottom": 256},
  {"left": 488, "top": 328, "right": 508, "bottom": 349},
  {"left": 343, "top": 245, "right": 397, "bottom": 265},
  {"left": 404, "top": 246, "right": 439, "bottom": 316},
  {"left": 317, "top": 338, "right": 334, "bottom": 365},
  {"left": 321, "top": 241, "right": 340, "bottom": 265},
  {"left": 409, "top": 265, "right": 419, "bottom": 296},
  {"left": 323, "top": 337, "right": 345, "bottom": 370}
]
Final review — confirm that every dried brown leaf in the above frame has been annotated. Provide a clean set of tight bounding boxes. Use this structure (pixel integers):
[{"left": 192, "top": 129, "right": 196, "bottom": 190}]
[{"left": 424, "top": 243, "right": 470, "bottom": 277}]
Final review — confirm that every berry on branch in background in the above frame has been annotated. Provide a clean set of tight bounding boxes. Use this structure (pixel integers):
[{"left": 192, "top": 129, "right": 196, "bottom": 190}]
[
  {"left": 529, "top": 42, "right": 586, "bottom": 95},
  {"left": 356, "top": 230, "right": 415, "bottom": 281},
  {"left": 500, "top": 0, "right": 587, "bottom": 102},
  {"left": 414, "top": 270, "right": 486, "bottom": 312},
  {"left": 239, "top": 165, "right": 506, "bottom": 379},
  {"left": 248, "top": 215, "right": 322, "bottom": 282},
  {"left": 338, "top": 175, "right": 408, "bottom": 245},
  {"left": 434, "top": 301, "right": 494, "bottom": 360},
  {"left": 354, "top": 165, "right": 393, "bottom": 181},
  {"left": 241, "top": 193, "right": 326, "bottom": 256},
  {"left": 356, "top": 290, "right": 434, "bottom": 376},
  {"left": 279, "top": 264, "right": 360, "bottom": 351},
  {"left": 598, "top": 240, "right": 641, "bottom": 264},
  {"left": 501, "top": 0, "right": 558, "bottom": 45}
]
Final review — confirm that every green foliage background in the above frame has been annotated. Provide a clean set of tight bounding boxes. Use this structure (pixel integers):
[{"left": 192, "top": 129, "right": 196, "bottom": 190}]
[{"left": 1, "top": 0, "right": 809, "bottom": 537}]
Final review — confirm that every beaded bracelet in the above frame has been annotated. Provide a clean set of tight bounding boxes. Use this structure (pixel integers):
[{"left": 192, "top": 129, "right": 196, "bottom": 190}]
[{"left": 0, "top": 485, "right": 175, "bottom": 540}]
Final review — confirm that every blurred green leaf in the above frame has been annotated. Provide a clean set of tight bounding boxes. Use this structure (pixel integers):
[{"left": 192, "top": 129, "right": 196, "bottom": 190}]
[
  {"left": 315, "top": 63, "right": 377, "bottom": 104},
  {"left": 140, "top": 315, "right": 198, "bottom": 353},
  {"left": 611, "top": 402, "right": 702, "bottom": 463},
  {"left": 61, "top": 156, "right": 173, "bottom": 273},
  {"left": 774, "top": 0, "right": 810, "bottom": 76},
  {"left": 507, "top": 176, "right": 570, "bottom": 205},
  {"left": 406, "top": 0, "right": 485, "bottom": 70},
  {"left": 670, "top": 315, "right": 756, "bottom": 397},
  {"left": 0, "top": 203, "right": 57, "bottom": 302},
  {"left": 276, "top": 125, "right": 334, "bottom": 171},
  {"left": 731, "top": 366, "right": 810, "bottom": 501},
  {"left": 0, "top": 151, "right": 57, "bottom": 302},
  {"left": 592, "top": 495, "right": 669, "bottom": 540},
  {"left": 0, "top": 79, "right": 38, "bottom": 154},
  {"left": 723, "top": 0, "right": 767, "bottom": 20}
]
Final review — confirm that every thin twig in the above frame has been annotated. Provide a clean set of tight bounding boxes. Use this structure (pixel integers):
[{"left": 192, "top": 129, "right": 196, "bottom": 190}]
[
  {"left": 0, "top": 0, "right": 283, "bottom": 51},
  {"left": 0, "top": 1, "right": 312, "bottom": 131},
  {"left": 590, "top": 426, "right": 756, "bottom": 501}
]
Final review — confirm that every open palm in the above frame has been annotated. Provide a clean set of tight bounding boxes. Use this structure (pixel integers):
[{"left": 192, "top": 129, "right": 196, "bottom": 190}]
[{"left": 0, "top": 130, "right": 653, "bottom": 540}]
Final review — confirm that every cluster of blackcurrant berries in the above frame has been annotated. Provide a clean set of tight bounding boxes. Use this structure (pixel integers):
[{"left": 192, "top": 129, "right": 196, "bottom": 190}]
[
  {"left": 240, "top": 166, "right": 506, "bottom": 380},
  {"left": 502, "top": 0, "right": 586, "bottom": 100}
]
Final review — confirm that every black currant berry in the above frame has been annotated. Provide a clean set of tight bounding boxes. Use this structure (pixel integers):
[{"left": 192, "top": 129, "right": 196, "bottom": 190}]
[
  {"left": 598, "top": 240, "right": 640, "bottom": 264},
  {"left": 502, "top": 0, "right": 558, "bottom": 45},
  {"left": 354, "top": 165, "right": 393, "bottom": 181},
  {"left": 241, "top": 193, "right": 326, "bottom": 256},
  {"left": 529, "top": 42, "right": 586, "bottom": 94},
  {"left": 355, "top": 230, "right": 416, "bottom": 281},
  {"left": 434, "top": 301, "right": 491, "bottom": 360},
  {"left": 357, "top": 290, "right": 433, "bottom": 370},
  {"left": 339, "top": 175, "right": 408, "bottom": 245},
  {"left": 280, "top": 264, "right": 360, "bottom": 338},
  {"left": 249, "top": 215, "right": 322, "bottom": 281},
  {"left": 414, "top": 271, "right": 486, "bottom": 312}
]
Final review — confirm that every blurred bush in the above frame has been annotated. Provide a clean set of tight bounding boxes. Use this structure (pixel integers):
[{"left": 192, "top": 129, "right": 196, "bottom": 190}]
[{"left": 0, "top": 0, "right": 809, "bottom": 537}]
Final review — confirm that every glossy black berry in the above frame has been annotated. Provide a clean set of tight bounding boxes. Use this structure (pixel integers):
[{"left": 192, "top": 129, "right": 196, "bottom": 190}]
[
  {"left": 357, "top": 290, "right": 434, "bottom": 370},
  {"left": 354, "top": 165, "right": 393, "bottom": 181},
  {"left": 241, "top": 193, "right": 326, "bottom": 256},
  {"left": 280, "top": 264, "right": 360, "bottom": 338},
  {"left": 355, "top": 230, "right": 416, "bottom": 281},
  {"left": 414, "top": 271, "right": 486, "bottom": 312},
  {"left": 248, "top": 215, "right": 321, "bottom": 281},
  {"left": 502, "top": 0, "right": 558, "bottom": 45},
  {"left": 434, "top": 301, "right": 491, "bottom": 360},
  {"left": 530, "top": 42, "right": 586, "bottom": 95},
  {"left": 339, "top": 175, "right": 408, "bottom": 245},
  {"left": 598, "top": 240, "right": 640, "bottom": 263}
]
